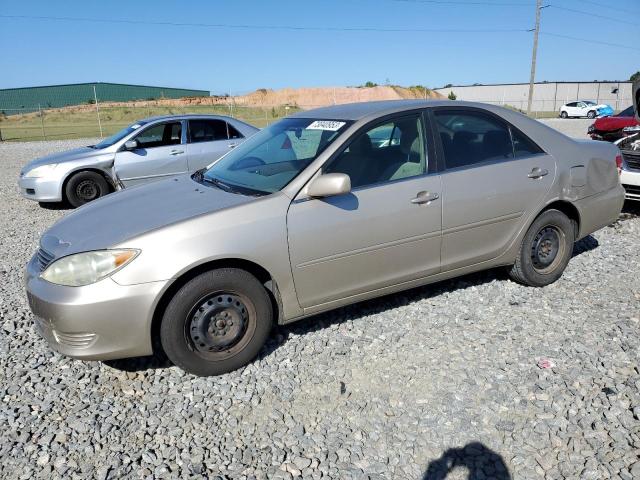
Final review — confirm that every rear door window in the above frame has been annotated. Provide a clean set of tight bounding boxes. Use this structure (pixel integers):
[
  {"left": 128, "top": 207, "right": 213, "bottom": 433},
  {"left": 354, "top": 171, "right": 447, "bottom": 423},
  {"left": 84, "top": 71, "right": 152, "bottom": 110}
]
[
  {"left": 434, "top": 110, "right": 513, "bottom": 169},
  {"left": 511, "top": 128, "right": 544, "bottom": 158},
  {"left": 189, "top": 119, "right": 229, "bottom": 143}
]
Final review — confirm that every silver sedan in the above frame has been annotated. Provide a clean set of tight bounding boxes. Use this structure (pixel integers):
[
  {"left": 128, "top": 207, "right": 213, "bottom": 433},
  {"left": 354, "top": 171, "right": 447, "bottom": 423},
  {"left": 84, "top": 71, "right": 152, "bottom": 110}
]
[
  {"left": 25, "top": 100, "right": 625, "bottom": 376},
  {"left": 18, "top": 114, "right": 259, "bottom": 207}
]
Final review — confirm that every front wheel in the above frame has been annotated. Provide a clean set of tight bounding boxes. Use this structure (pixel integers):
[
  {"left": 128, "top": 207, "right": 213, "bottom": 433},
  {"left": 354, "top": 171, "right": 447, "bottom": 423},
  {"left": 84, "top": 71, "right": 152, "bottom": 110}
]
[
  {"left": 65, "top": 171, "right": 110, "bottom": 207},
  {"left": 160, "top": 268, "right": 273, "bottom": 376},
  {"left": 509, "top": 209, "right": 574, "bottom": 287},
  {"left": 560, "top": 111, "right": 568, "bottom": 119},
  {"left": 587, "top": 110, "right": 596, "bottom": 119}
]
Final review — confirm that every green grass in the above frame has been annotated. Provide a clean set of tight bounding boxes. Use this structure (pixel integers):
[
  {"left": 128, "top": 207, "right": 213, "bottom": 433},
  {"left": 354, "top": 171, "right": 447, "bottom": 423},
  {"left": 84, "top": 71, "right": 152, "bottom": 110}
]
[
  {"left": 0, "top": 104, "right": 302, "bottom": 141},
  {"left": 0, "top": 102, "right": 562, "bottom": 142}
]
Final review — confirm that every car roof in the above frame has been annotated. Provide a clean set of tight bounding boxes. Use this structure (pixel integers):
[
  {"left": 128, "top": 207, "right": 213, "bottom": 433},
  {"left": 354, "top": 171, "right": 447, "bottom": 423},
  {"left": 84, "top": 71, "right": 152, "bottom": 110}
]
[
  {"left": 288, "top": 100, "right": 500, "bottom": 121},
  {"left": 140, "top": 114, "right": 233, "bottom": 123}
]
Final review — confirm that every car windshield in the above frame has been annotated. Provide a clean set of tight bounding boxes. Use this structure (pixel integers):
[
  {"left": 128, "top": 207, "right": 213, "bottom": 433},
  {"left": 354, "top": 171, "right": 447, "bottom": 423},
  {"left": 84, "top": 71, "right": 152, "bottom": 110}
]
[
  {"left": 92, "top": 121, "right": 148, "bottom": 149},
  {"left": 201, "top": 117, "right": 351, "bottom": 195}
]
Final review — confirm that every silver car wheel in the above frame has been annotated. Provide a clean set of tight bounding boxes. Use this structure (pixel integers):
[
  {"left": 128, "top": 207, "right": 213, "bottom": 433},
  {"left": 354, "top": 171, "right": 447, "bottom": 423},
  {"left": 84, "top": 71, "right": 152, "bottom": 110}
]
[
  {"left": 188, "top": 293, "right": 250, "bottom": 354},
  {"left": 530, "top": 225, "right": 565, "bottom": 274}
]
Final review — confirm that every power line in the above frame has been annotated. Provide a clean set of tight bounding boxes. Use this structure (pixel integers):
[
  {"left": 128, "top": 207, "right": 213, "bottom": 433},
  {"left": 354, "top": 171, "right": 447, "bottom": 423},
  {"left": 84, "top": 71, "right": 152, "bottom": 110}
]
[
  {"left": 0, "top": 14, "right": 527, "bottom": 33},
  {"left": 1, "top": 13, "right": 638, "bottom": 52},
  {"left": 548, "top": 5, "right": 636, "bottom": 26},
  {"left": 573, "top": 0, "right": 640, "bottom": 16},
  {"left": 541, "top": 32, "right": 640, "bottom": 52},
  {"left": 392, "top": 0, "right": 530, "bottom": 5}
]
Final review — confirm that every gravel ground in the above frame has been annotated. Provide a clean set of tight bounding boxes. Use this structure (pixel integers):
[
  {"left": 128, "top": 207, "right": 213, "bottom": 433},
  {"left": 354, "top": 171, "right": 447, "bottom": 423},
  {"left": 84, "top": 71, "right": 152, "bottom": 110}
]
[
  {"left": 539, "top": 119, "right": 593, "bottom": 140},
  {"left": 1, "top": 134, "right": 639, "bottom": 480}
]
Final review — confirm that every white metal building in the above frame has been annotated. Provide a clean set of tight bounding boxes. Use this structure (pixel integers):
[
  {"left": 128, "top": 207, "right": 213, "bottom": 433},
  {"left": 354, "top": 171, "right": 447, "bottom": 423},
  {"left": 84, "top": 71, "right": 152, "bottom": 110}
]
[{"left": 434, "top": 81, "right": 633, "bottom": 113}]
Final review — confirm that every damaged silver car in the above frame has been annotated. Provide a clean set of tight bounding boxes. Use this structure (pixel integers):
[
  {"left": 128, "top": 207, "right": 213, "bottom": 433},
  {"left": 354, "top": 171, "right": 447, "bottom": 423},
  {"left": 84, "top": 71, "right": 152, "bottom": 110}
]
[
  {"left": 18, "top": 115, "right": 258, "bottom": 207},
  {"left": 26, "top": 100, "right": 625, "bottom": 376}
]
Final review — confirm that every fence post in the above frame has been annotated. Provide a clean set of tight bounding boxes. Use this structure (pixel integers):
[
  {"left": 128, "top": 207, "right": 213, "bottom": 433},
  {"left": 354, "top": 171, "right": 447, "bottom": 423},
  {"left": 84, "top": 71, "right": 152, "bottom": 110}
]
[
  {"left": 38, "top": 103, "right": 46, "bottom": 140},
  {"left": 93, "top": 85, "right": 103, "bottom": 138}
]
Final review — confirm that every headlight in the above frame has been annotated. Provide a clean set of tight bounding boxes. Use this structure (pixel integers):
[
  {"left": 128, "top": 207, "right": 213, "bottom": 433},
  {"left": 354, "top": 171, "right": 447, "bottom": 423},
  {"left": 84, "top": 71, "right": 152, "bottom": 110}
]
[
  {"left": 41, "top": 249, "right": 139, "bottom": 286},
  {"left": 24, "top": 164, "right": 58, "bottom": 178}
]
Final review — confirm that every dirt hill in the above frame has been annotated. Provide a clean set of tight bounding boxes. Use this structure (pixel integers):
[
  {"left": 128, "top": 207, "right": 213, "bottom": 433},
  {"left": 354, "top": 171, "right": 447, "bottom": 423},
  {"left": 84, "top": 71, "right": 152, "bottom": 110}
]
[{"left": 220, "top": 85, "right": 443, "bottom": 108}]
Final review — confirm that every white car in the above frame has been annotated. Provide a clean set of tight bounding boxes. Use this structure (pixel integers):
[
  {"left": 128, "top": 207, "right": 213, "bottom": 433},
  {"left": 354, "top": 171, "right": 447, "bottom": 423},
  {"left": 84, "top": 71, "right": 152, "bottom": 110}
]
[
  {"left": 616, "top": 127, "right": 640, "bottom": 202},
  {"left": 559, "top": 101, "right": 612, "bottom": 119}
]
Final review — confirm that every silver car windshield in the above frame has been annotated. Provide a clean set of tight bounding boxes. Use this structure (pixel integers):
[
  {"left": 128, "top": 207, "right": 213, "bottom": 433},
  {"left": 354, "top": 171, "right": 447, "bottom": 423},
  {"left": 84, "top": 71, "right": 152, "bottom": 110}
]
[
  {"left": 92, "top": 121, "right": 148, "bottom": 149},
  {"left": 202, "top": 118, "right": 351, "bottom": 195}
]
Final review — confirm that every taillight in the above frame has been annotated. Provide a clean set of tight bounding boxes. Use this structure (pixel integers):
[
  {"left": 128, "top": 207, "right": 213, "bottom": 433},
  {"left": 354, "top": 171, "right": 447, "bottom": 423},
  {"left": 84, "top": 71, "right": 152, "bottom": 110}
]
[{"left": 616, "top": 154, "right": 623, "bottom": 173}]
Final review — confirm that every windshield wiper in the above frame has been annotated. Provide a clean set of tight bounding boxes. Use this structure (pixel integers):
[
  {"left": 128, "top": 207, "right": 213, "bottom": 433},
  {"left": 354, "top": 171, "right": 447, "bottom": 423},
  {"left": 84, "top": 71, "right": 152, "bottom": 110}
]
[
  {"left": 196, "top": 171, "right": 269, "bottom": 197},
  {"left": 205, "top": 176, "right": 234, "bottom": 192}
]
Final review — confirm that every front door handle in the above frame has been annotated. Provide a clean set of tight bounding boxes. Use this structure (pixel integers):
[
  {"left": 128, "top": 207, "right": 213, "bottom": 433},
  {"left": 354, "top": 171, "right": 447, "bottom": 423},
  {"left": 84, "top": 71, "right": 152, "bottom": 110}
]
[
  {"left": 528, "top": 167, "right": 549, "bottom": 179},
  {"left": 170, "top": 149, "right": 184, "bottom": 156},
  {"left": 411, "top": 191, "right": 439, "bottom": 204},
  {"left": 228, "top": 143, "right": 237, "bottom": 149}
]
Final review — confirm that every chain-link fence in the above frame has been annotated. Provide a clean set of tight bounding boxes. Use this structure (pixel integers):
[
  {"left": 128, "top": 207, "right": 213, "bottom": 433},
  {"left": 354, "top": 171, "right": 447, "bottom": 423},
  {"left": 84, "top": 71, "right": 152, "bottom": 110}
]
[
  {"left": 0, "top": 100, "right": 320, "bottom": 142},
  {"left": 0, "top": 95, "right": 632, "bottom": 142}
]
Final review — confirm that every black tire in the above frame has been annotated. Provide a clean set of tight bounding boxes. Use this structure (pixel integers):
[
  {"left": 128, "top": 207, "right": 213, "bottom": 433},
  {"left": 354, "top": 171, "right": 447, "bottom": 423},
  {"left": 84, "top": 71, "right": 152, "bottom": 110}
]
[
  {"left": 160, "top": 268, "right": 273, "bottom": 376},
  {"left": 587, "top": 110, "right": 596, "bottom": 119},
  {"left": 560, "top": 111, "right": 568, "bottom": 119},
  {"left": 64, "top": 171, "right": 110, "bottom": 207},
  {"left": 509, "top": 209, "right": 575, "bottom": 287}
]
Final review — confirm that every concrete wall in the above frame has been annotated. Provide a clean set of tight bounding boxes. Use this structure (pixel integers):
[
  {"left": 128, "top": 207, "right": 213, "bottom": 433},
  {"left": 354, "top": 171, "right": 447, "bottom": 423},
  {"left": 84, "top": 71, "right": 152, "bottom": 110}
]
[{"left": 434, "top": 82, "right": 633, "bottom": 113}]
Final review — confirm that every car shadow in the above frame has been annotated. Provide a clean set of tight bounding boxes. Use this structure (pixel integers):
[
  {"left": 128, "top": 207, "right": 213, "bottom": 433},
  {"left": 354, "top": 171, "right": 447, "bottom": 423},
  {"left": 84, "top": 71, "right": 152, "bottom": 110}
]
[
  {"left": 38, "top": 201, "right": 72, "bottom": 210},
  {"left": 622, "top": 200, "right": 640, "bottom": 217},
  {"left": 104, "top": 234, "right": 600, "bottom": 374},
  {"left": 422, "top": 442, "right": 511, "bottom": 480},
  {"left": 572, "top": 234, "right": 598, "bottom": 258}
]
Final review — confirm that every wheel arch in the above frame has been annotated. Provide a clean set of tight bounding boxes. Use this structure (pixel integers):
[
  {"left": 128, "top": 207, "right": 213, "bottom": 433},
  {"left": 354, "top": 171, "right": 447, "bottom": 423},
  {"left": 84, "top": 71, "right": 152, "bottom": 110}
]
[
  {"left": 149, "top": 258, "right": 282, "bottom": 356},
  {"left": 540, "top": 200, "right": 581, "bottom": 240},
  {"left": 61, "top": 167, "right": 116, "bottom": 202}
]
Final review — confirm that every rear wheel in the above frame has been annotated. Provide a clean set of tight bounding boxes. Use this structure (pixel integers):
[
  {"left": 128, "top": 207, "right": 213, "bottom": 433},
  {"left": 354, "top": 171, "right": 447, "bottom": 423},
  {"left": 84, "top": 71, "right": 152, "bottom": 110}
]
[
  {"left": 587, "top": 110, "right": 596, "bottom": 119},
  {"left": 65, "top": 171, "right": 109, "bottom": 207},
  {"left": 560, "top": 111, "right": 568, "bottom": 119},
  {"left": 160, "top": 268, "right": 273, "bottom": 376},
  {"left": 509, "top": 209, "right": 574, "bottom": 287}
]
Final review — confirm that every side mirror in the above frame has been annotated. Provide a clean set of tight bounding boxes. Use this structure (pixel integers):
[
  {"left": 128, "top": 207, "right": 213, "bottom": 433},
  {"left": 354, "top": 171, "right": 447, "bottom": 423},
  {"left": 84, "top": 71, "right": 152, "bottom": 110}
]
[
  {"left": 307, "top": 173, "right": 351, "bottom": 198},
  {"left": 124, "top": 139, "right": 138, "bottom": 151}
]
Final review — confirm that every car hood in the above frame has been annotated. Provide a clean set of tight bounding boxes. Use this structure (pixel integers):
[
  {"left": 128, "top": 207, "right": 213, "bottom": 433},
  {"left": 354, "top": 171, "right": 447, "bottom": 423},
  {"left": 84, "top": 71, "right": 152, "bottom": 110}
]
[
  {"left": 594, "top": 116, "right": 638, "bottom": 131},
  {"left": 40, "top": 175, "right": 256, "bottom": 258},
  {"left": 21, "top": 146, "right": 111, "bottom": 174}
]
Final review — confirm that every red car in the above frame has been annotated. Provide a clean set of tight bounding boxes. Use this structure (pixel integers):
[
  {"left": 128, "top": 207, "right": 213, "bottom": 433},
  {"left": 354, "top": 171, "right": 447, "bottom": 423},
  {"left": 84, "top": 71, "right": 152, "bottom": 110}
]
[{"left": 588, "top": 106, "right": 639, "bottom": 141}]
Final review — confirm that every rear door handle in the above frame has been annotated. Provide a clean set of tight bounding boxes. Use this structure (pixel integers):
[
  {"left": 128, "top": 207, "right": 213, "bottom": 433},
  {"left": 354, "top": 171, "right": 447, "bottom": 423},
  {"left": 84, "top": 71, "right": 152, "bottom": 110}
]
[
  {"left": 170, "top": 149, "right": 184, "bottom": 156},
  {"left": 411, "top": 191, "right": 439, "bottom": 204},
  {"left": 228, "top": 143, "right": 237, "bottom": 149},
  {"left": 528, "top": 167, "right": 549, "bottom": 179}
]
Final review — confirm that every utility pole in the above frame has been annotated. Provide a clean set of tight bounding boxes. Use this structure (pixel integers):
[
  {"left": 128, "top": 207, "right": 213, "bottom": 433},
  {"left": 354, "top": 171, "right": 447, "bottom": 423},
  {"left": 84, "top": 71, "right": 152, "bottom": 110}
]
[
  {"left": 527, "top": 0, "right": 546, "bottom": 115},
  {"left": 38, "top": 103, "right": 46, "bottom": 139},
  {"left": 93, "top": 85, "right": 103, "bottom": 138}
]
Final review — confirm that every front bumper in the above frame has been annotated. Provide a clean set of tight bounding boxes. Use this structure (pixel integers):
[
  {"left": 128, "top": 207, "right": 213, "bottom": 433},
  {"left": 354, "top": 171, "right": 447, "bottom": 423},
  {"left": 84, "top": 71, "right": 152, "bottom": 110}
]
[
  {"left": 621, "top": 168, "right": 640, "bottom": 201},
  {"left": 25, "top": 254, "right": 167, "bottom": 360},
  {"left": 18, "top": 175, "right": 63, "bottom": 202}
]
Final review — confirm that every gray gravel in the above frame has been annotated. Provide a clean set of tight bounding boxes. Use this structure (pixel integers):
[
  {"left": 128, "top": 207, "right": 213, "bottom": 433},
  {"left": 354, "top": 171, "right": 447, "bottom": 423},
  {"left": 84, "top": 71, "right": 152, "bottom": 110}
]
[
  {"left": 1, "top": 137, "right": 639, "bottom": 480},
  {"left": 539, "top": 118, "right": 593, "bottom": 139}
]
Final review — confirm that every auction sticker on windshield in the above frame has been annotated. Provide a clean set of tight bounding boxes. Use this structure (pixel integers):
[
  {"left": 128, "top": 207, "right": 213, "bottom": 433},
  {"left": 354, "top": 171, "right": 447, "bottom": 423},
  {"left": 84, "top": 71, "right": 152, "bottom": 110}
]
[{"left": 306, "top": 120, "right": 346, "bottom": 131}]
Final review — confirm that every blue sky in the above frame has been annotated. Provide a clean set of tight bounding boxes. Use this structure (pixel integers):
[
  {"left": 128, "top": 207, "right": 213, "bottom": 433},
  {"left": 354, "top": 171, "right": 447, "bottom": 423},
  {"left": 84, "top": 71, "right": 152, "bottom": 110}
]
[{"left": 1, "top": 0, "right": 638, "bottom": 94}]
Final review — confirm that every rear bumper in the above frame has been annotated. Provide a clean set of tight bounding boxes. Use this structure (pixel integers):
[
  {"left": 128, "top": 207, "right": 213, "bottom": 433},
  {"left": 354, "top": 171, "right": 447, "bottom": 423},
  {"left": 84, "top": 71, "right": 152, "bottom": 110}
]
[
  {"left": 25, "top": 254, "right": 166, "bottom": 360},
  {"left": 18, "top": 176, "right": 63, "bottom": 202},
  {"left": 574, "top": 185, "right": 626, "bottom": 238}
]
